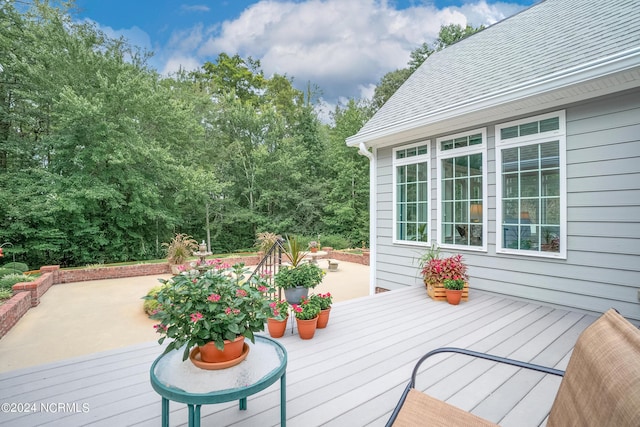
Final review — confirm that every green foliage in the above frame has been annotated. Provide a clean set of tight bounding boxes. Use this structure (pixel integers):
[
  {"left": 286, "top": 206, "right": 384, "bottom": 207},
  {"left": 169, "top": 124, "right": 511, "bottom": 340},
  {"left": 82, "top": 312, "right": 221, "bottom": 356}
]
[
  {"left": 291, "top": 296, "right": 321, "bottom": 320},
  {"left": 310, "top": 292, "right": 333, "bottom": 310},
  {"left": 162, "top": 234, "right": 198, "bottom": 265},
  {"left": 143, "top": 285, "right": 165, "bottom": 316},
  {"left": 275, "top": 262, "right": 325, "bottom": 289},
  {"left": 443, "top": 278, "right": 466, "bottom": 290},
  {"left": 148, "top": 264, "right": 271, "bottom": 361},
  {"left": 1, "top": 262, "right": 29, "bottom": 272},
  {"left": 0, "top": 268, "right": 20, "bottom": 278},
  {"left": 0, "top": 274, "right": 31, "bottom": 290},
  {"left": 281, "top": 236, "right": 308, "bottom": 267},
  {"left": 1, "top": 3, "right": 470, "bottom": 268},
  {"left": 317, "top": 234, "right": 351, "bottom": 250},
  {"left": 0, "top": 289, "right": 12, "bottom": 300}
]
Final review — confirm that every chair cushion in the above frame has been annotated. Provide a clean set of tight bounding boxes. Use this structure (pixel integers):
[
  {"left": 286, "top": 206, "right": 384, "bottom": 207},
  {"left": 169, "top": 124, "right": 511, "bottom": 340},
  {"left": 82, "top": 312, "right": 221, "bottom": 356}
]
[
  {"left": 393, "top": 389, "right": 499, "bottom": 427},
  {"left": 547, "top": 309, "right": 640, "bottom": 427}
]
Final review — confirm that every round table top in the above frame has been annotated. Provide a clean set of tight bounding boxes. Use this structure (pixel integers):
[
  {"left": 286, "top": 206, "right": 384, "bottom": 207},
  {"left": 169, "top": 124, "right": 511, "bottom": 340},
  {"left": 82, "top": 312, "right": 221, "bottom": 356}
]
[{"left": 150, "top": 335, "right": 287, "bottom": 404}]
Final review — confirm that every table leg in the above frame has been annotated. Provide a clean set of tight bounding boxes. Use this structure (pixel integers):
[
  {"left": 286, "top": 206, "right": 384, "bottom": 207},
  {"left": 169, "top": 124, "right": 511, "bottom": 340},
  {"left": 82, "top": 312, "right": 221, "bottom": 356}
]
[
  {"left": 161, "top": 398, "right": 169, "bottom": 427},
  {"left": 281, "top": 372, "right": 287, "bottom": 426},
  {"left": 239, "top": 397, "right": 247, "bottom": 410},
  {"left": 188, "top": 404, "right": 202, "bottom": 427}
]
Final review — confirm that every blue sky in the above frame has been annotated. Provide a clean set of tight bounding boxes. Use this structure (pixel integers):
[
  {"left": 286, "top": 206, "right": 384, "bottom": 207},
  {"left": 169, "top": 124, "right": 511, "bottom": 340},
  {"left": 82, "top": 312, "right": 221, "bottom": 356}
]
[{"left": 72, "top": 0, "right": 535, "bottom": 111}]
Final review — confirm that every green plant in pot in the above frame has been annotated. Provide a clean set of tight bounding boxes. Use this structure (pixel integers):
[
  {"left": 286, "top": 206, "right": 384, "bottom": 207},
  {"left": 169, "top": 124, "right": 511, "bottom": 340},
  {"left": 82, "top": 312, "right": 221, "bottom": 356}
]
[
  {"left": 443, "top": 277, "right": 466, "bottom": 305},
  {"left": 163, "top": 233, "right": 198, "bottom": 273},
  {"left": 275, "top": 262, "right": 325, "bottom": 304},
  {"left": 147, "top": 263, "right": 271, "bottom": 362}
]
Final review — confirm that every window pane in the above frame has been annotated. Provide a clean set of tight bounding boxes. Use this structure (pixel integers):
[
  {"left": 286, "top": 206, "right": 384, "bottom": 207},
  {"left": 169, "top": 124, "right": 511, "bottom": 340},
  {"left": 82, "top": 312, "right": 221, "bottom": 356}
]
[
  {"left": 470, "top": 177, "right": 482, "bottom": 199},
  {"left": 443, "top": 201, "right": 453, "bottom": 222},
  {"left": 407, "top": 223, "right": 417, "bottom": 241},
  {"left": 520, "top": 145, "right": 539, "bottom": 170},
  {"left": 501, "top": 126, "right": 519, "bottom": 140},
  {"left": 542, "top": 198, "right": 560, "bottom": 224},
  {"left": 397, "top": 223, "right": 406, "bottom": 239},
  {"left": 455, "top": 201, "right": 468, "bottom": 222},
  {"left": 418, "top": 202, "right": 428, "bottom": 222},
  {"left": 397, "top": 166, "right": 406, "bottom": 183},
  {"left": 503, "top": 148, "right": 519, "bottom": 172},
  {"left": 417, "top": 145, "right": 428, "bottom": 155},
  {"left": 454, "top": 178, "right": 467, "bottom": 200},
  {"left": 469, "top": 134, "right": 482, "bottom": 146},
  {"left": 541, "top": 141, "right": 559, "bottom": 168},
  {"left": 521, "top": 171, "right": 539, "bottom": 197},
  {"left": 455, "top": 137, "right": 468, "bottom": 148},
  {"left": 407, "top": 164, "right": 417, "bottom": 182},
  {"left": 442, "top": 158, "right": 454, "bottom": 179},
  {"left": 455, "top": 156, "right": 468, "bottom": 177},
  {"left": 470, "top": 224, "right": 482, "bottom": 246},
  {"left": 407, "top": 183, "right": 417, "bottom": 202},
  {"left": 443, "top": 180, "right": 453, "bottom": 200},
  {"left": 397, "top": 184, "right": 406, "bottom": 202},
  {"left": 441, "top": 139, "right": 454, "bottom": 151},
  {"left": 418, "top": 162, "right": 428, "bottom": 181},
  {"left": 520, "top": 121, "right": 538, "bottom": 136},
  {"left": 503, "top": 174, "right": 518, "bottom": 198},
  {"left": 540, "top": 117, "right": 559, "bottom": 132},
  {"left": 541, "top": 170, "right": 559, "bottom": 196},
  {"left": 469, "top": 153, "right": 482, "bottom": 175}
]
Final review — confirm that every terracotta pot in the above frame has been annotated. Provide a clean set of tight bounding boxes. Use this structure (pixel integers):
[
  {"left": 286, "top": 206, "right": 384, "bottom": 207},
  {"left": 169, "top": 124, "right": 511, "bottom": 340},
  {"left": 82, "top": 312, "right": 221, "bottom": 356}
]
[
  {"left": 198, "top": 336, "right": 245, "bottom": 363},
  {"left": 310, "top": 247, "right": 318, "bottom": 253},
  {"left": 445, "top": 289, "right": 464, "bottom": 305},
  {"left": 296, "top": 316, "right": 318, "bottom": 339},
  {"left": 267, "top": 316, "right": 289, "bottom": 338},
  {"left": 317, "top": 307, "right": 331, "bottom": 328}
]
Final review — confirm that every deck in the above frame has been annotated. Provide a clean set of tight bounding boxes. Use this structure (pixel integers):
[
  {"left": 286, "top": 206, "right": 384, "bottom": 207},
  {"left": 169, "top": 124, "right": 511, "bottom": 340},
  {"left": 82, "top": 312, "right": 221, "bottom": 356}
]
[{"left": 0, "top": 286, "right": 597, "bottom": 426}]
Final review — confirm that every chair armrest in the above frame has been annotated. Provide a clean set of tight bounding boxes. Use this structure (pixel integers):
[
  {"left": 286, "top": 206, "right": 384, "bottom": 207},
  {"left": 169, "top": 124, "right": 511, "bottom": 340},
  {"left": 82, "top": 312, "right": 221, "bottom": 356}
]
[
  {"left": 386, "top": 347, "right": 564, "bottom": 427},
  {"left": 409, "top": 347, "right": 565, "bottom": 386}
]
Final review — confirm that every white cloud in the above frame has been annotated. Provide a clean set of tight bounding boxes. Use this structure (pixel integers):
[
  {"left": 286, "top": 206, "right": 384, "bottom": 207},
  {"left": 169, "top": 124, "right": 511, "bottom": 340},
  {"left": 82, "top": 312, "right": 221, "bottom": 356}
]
[
  {"left": 92, "top": 1, "right": 528, "bottom": 105},
  {"left": 191, "top": 0, "right": 523, "bottom": 102},
  {"left": 181, "top": 4, "right": 211, "bottom": 13}
]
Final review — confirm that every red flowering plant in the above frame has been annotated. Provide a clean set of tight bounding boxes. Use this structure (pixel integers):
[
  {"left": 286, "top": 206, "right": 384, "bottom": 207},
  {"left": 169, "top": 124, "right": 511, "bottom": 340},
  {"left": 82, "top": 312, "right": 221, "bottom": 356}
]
[
  {"left": 291, "top": 296, "right": 321, "bottom": 320},
  {"left": 268, "top": 299, "right": 290, "bottom": 321},
  {"left": 147, "top": 263, "right": 271, "bottom": 361},
  {"left": 309, "top": 292, "right": 333, "bottom": 310},
  {"left": 419, "top": 244, "right": 468, "bottom": 287}
]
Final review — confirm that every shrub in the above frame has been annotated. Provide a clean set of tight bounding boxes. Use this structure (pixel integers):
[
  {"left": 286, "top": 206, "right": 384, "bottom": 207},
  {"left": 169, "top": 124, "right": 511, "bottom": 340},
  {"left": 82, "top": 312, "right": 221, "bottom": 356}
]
[
  {"left": 143, "top": 285, "right": 165, "bottom": 315},
  {"left": 162, "top": 233, "right": 198, "bottom": 265},
  {"left": 0, "top": 274, "right": 31, "bottom": 290},
  {"left": 316, "top": 234, "right": 350, "bottom": 250},
  {"left": 0, "top": 289, "right": 12, "bottom": 300},
  {"left": 2, "top": 262, "right": 29, "bottom": 273},
  {"left": 0, "top": 268, "right": 20, "bottom": 278}
]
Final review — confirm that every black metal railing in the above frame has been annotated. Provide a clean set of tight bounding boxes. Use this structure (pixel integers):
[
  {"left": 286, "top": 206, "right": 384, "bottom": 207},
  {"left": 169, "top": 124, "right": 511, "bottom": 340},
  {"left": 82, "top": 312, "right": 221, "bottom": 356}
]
[{"left": 249, "top": 239, "right": 286, "bottom": 300}]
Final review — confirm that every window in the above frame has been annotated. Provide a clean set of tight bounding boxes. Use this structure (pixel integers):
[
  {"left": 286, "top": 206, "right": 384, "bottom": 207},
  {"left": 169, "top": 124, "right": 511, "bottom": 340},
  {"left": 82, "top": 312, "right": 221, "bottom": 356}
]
[
  {"left": 496, "top": 111, "right": 566, "bottom": 257},
  {"left": 393, "top": 143, "right": 429, "bottom": 244},
  {"left": 437, "top": 129, "right": 487, "bottom": 249}
]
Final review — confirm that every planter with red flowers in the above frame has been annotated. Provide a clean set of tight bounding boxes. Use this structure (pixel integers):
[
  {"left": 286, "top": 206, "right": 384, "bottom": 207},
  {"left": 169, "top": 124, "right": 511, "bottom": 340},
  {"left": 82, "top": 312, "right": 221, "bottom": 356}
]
[
  {"left": 291, "top": 296, "right": 320, "bottom": 339},
  {"left": 419, "top": 244, "right": 469, "bottom": 302}
]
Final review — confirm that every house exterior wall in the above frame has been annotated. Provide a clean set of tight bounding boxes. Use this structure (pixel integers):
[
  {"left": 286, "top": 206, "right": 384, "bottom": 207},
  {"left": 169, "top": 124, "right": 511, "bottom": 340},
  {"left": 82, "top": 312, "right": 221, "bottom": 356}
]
[{"left": 374, "top": 89, "right": 640, "bottom": 321}]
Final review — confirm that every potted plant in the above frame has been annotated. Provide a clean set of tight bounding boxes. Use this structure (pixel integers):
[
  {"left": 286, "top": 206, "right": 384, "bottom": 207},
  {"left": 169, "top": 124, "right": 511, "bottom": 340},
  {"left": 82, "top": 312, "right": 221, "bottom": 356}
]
[
  {"left": 266, "top": 299, "right": 290, "bottom": 338},
  {"left": 291, "top": 296, "right": 321, "bottom": 339},
  {"left": 310, "top": 292, "right": 333, "bottom": 328},
  {"left": 443, "top": 277, "right": 466, "bottom": 305},
  {"left": 308, "top": 240, "right": 320, "bottom": 253},
  {"left": 147, "top": 263, "right": 271, "bottom": 365},
  {"left": 275, "top": 262, "right": 325, "bottom": 304},
  {"left": 419, "top": 244, "right": 469, "bottom": 301},
  {"left": 163, "top": 233, "right": 198, "bottom": 274}
]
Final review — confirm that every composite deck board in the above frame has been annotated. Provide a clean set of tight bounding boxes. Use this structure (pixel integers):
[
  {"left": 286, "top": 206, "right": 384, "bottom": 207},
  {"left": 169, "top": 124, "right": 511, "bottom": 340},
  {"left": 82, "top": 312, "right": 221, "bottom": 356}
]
[{"left": 0, "top": 286, "right": 597, "bottom": 427}]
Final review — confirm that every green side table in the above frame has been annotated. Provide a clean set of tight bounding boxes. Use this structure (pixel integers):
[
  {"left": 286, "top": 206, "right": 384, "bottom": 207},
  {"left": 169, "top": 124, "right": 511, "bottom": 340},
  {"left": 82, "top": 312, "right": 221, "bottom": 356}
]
[{"left": 150, "top": 335, "right": 287, "bottom": 427}]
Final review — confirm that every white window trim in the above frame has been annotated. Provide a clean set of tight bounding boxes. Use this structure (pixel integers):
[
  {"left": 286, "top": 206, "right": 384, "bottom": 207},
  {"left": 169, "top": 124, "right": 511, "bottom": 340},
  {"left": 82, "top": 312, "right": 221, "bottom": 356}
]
[
  {"left": 392, "top": 141, "right": 430, "bottom": 246},
  {"left": 436, "top": 128, "right": 488, "bottom": 252},
  {"left": 495, "top": 110, "right": 567, "bottom": 259}
]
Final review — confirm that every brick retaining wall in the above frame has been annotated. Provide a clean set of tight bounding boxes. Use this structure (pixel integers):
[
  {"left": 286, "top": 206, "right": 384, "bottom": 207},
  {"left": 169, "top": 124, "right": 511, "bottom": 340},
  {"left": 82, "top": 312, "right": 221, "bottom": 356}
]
[
  {"left": 0, "top": 291, "right": 31, "bottom": 338},
  {"left": 0, "top": 252, "right": 369, "bottom": 339}
]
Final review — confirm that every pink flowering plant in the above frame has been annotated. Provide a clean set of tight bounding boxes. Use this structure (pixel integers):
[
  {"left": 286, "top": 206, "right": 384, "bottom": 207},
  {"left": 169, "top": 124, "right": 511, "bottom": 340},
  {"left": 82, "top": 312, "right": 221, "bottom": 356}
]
[
  {"left": 420, "top": 251, "right": 468, "bottom": 287},
  {"left": 291, "top": 296, "right": 321, "bottom": 320},
  {"left": 310, "top": 292, "right": 333, "bottom": 310},
  {"left": 147, "top": 263, "right": 271, "bottom": 361},
  {"left": 268, "top": 299, "right": 290, "bottom": 321}
]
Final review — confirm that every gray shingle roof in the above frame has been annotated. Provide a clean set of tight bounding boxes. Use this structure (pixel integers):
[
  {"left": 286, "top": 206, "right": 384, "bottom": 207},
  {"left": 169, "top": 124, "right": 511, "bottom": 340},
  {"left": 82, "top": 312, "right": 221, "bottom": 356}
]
[{"left": 349, "top": 0, "right": 640, "bottom": 145}]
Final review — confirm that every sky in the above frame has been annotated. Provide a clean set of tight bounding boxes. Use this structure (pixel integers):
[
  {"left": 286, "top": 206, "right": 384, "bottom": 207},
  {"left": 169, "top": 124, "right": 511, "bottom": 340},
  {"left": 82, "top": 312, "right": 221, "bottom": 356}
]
[{"left": 72, "top": 0, "right": 536, "bottom": 112}]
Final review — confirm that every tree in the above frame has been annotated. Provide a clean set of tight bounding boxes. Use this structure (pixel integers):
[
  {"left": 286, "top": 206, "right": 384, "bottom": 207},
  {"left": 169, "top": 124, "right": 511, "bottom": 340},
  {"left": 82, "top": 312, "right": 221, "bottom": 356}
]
[{"left": 372, "top": 23, "right": 484, "bottom": 111}]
